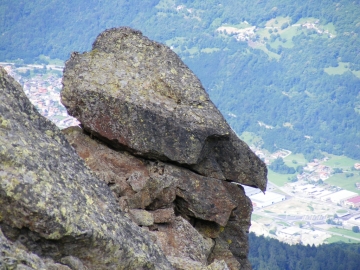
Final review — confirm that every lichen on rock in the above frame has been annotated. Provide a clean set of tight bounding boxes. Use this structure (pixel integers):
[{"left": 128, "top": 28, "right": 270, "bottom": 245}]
[
  {"left": 61, "top": 26, "right": 267, "bottom": 192},
  {"left": 0, "top": 25, "right": 268, "bottom": 269},
  {"left": 60, "top": 27, "right": 268, "bottom": 269},
  {"left": 0, "top": 66, "right": 172, "bottom": 269}
]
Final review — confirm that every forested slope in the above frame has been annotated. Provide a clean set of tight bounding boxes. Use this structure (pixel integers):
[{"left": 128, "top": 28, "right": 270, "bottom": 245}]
[
  {"left": 249, "top": 233, "right": 360, "bottom": 270},
  {"left": 1, "top": 0, "right": 359, "bottom": 159}
]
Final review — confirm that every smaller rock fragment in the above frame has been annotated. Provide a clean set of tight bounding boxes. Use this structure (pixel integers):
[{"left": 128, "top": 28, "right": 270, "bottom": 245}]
[
  {"left": 129, "top": 209, "right": 154, "bottom": 226},
  {"left": 151, "top": 208, "right": 176, "bottom": 224},
  {"left": 151, "top": 216, "right": 214, "bottom": 265}
]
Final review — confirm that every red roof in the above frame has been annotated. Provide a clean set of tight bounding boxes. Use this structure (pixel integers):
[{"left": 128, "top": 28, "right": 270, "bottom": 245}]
[{"left": 347, "top": 196, "right": 360, "bottom": 203}]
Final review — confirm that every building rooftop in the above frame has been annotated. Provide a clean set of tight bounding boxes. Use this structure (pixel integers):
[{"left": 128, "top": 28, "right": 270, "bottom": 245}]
[{"left": 347, "top": 195, "right": 360, "bottom": 204}]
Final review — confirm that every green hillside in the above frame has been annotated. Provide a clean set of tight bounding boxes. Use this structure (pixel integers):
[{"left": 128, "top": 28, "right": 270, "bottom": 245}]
[{"left": 1, "top": 0, "right": 359, "bottom": 159}]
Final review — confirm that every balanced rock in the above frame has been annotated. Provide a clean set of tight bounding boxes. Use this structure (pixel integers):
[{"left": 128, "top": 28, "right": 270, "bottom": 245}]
[
  {"left": 0, "top": 67, "right": 172, "bottom": 269},
  {"left": 61, "top": 27, "right": 267, "bottom": 191}
]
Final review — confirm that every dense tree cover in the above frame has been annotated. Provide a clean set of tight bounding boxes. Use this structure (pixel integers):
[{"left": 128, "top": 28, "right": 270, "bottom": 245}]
[
  {"left": 269, "top": 158, "right": 295, "bottom": 174},
  {"left": 249, "top": 233, "right": 360, "bottom": 270},
  {"left": 1, "top": 0, "right": 359, "bottom": 159}
]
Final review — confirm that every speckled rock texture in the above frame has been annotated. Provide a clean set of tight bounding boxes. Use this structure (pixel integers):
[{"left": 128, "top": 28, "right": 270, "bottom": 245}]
[
  {"left": 61, "top": 27, "right": 267, "bottom": 192},
  {"left": 59, "top": 27, "right": 269, "bottom": 270},
  {"left": 0, "top": 67, "right": 172, "bottom": 269},
  {"left": 63, "top": 125, "right": 253, "bottom": 269},
  {"left": 63, "top": 127, "right": 238, "bottom": 227}
]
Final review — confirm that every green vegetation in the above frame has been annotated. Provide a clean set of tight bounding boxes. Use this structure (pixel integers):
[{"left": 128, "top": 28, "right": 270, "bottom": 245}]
[
  {"left": 324, "top": 62, "right": 360, "bottom": 78},
  {"left": 239, "top": 131, "right": 263, "bottom": 147},
  {"left": 325, "top": 235, "right": 360, "bottom": 244},
  {"left": 329, "top": 228, "right": 360, "bottom": 240},
  {"left": 276, "top": 221, "right": 290, "bottom": 227},
  {"left": 323, "top": 155, "right": 359, "bottom": 170},
  {"left": 249, "top": 233, "right": 360, "bottom": 269},
  {"left": 283, "top": 153, "right": 308, "bottom": 167},
  {"left": 269, "top": 158, "right": 296, "bottom": 174},
  {"left": 326, "top": 173, "right": 360, "bottom": 194},
  {"left": 268, "top": 169, "right": 296, "bottom": 187},
  {"left": 251, "top": 213, "right": 264, "bottom": 222}
]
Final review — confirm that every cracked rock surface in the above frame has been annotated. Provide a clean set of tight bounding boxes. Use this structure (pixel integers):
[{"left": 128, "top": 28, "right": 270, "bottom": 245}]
[
  {"left": 0, "top": 26, "right": 267, "bottom": 270},
  {"left": 61, "top": 27, "right": 267, "bottom": 192},
  {"left": 60, "top": 27, "right": 268, "bottom": 269},
  {"left": 0, "top": 66, "right": 172, "bottom": 269}
]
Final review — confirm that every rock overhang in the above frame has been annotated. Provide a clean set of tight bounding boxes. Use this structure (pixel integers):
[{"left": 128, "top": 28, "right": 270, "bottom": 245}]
[{"left": 61, "top": 26, "right": 267, "bottom": 191}]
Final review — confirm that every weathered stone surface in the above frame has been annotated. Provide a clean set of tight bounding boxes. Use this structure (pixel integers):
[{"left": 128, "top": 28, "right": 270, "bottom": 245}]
[
  {"left": 63, "top": 127, "right": 237, "bottom": 227},
  {"left": 174, "top": 167, "right": 237, "bottom": 227},
  {"left": 194, "top": 220, "right": 222, "bottom": 239},
  {"left": 61, "top": 26, "right": 267, "bottom": 191},
  {"left": 150, "top": 216, "right": 214, "bottom": 266},
  {"left": 207, "top": 238, "right": 242, "bottom": 270},
  {"left": 208, "top": 182, "right": 253, "bottom": 270},
  {"left": 60, "top": 256, "right": 86, "bottom": 270},
  {"left": 151, "top": 208, "right": 175, "bottom": 224},
  {"left": 0, "top": 67, "right": 172, "bottom": 269},
  {"left": 0, "top": 227, "right": 69, "bottom": 270},
  {"left": 129, "top": 209, "right": 154, "bottom": 226},
  {"left": 167, "top": 257, "right": 230, "bottom": 270}
]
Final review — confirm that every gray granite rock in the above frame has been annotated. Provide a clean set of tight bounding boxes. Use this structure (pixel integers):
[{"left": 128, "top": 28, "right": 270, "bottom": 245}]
[
  {"left": 0, "top": 67, "right": 172, "bottom": 269},
  {"left": 61, "top": 27, "right": 267, "bottom": 191}
]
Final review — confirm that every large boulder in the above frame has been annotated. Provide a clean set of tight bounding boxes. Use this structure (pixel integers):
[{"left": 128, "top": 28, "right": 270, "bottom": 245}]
[
  {"left": 61, "top": 27, "right": 267, "bottom": 191},
  {"left": 0, "top": 67, "right": 172, "bottom": 269}
]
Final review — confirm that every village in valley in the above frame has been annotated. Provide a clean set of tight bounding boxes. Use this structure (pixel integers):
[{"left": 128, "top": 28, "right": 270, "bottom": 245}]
[
  {"left": 2, "top": 61, "right": 360, "bottom": 247},
  {"left": 245, "top": 146, "right": 360, "bottom": 246},
  {"left": 1, "top": 62, "right": 79, "bottom": 129}
]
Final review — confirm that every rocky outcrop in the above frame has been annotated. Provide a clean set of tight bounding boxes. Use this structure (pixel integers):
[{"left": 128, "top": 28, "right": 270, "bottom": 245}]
[
  {"left": 60, "top": 27, "right": 268, "bottom": 269},
  {"left": 0, "top": 66, "right": 172, "bottom": 269},
  {"left": 0, "top": 26, "right": 267, "bottom": 269},
  {"left": 61, "top": 27, "right": 267, "bottom": 192}
]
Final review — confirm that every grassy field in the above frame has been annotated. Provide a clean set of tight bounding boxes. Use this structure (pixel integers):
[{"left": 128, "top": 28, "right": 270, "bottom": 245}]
[
  {"left": 265, "top": 16, "right": 291, "bottom": 28},
  {"left": 323, "top": 22, "right": 336, "bottom": 35},
  {"left": 323, "top": 154, "right": 359, "bottom": 170},
  {"left": 324, "top": 62, "right": 360, "bottom": 79},
  {"left": 240, "top": 131, "right": 264, "bottom": 147},
  {"left": 295, "top": 17, "right": 319, "bottom": 24},
  {"left": 324, "top": 62, "right": 350, "bottom": 75},
  {"left": 256, "top": 44, "right": 281, "bottom": 60},
  {"left": 326, "top": 173, "right": 360, "bottom": 194},
  {"left": 328, "top": 228, "right": 360, "bottom": 240},
  {"left": 276, "top": 221, "right": 290, "bottom": 227},
  {"left": 201, "top": 48, "right": 220, "bottom": 53},
  {"left": 352, "top": 70, "right": 360, "bottom": 79},
  {"left": 38, "top": 55, "right": 64, "bottom": 65},
  {"left": 325, "top": 235, "right": 360, "bottom": 244},
  {"left": 267, "top": 169, "right": 294, "bottom": 187},
  {"left": 283, "top": 153, "right": 308, "bottom": 167},
  {"left": 251, "top": 213, "right": 263, "bottom": 221}
]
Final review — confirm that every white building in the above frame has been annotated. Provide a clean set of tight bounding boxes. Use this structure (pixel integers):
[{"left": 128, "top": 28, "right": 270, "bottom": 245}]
[
  {"left": 320, "top": 190, "right": 358, "bottom": 204},
  {"left": 250, "top": 191, "right": 286, "bottom": 208},
  {"left": 343, "top": 214, "right": 360, "bottom": 230}
]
